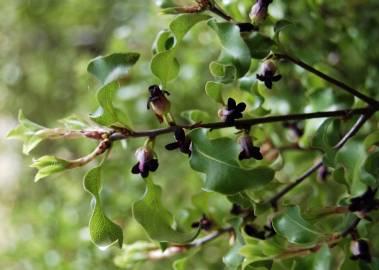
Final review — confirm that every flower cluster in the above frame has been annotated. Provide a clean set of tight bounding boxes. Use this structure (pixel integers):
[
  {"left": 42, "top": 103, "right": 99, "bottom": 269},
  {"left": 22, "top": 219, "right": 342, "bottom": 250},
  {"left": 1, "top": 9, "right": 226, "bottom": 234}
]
[
  {"left": 131, "top": 147, "right": 159, "bottom": 178},
  {"left": 256, "top": 60, "right": 282, "bottom": 89},
  {"left": 238, "top": 133, "right": 263, "bottom": 161},
  {"left": 147, "top": 85, "right": 171, "bottom": 123},
  {"left": 165, "top": 127, "right": 191, "bottom": 156},
  {"left": 218, "top": 98, "right": 246, "bottom": 124}
]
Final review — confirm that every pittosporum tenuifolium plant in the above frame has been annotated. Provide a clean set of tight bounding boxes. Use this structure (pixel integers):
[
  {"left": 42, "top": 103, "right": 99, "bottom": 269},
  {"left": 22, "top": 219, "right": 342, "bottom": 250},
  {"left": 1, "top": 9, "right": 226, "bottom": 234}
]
[{"left": 7, "top": 0, "right": 379, "bottom": 269}]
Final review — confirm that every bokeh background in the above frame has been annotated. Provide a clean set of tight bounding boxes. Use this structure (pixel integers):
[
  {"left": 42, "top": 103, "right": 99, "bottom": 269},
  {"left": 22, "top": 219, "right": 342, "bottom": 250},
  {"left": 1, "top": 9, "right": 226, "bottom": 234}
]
[{"left": 1, "top": 0, "right": 379, "bottom": 269}]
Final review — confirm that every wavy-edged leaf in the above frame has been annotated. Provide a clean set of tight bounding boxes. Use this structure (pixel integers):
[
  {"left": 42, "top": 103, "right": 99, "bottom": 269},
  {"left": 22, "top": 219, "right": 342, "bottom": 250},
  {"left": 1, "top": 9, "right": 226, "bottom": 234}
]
[
  {"left": 273, "top": 206, "right": 325, "bottom": 245},
  {"left": 7, "top": 110, "right": 47, "bottom": 155},
  {"left": 90, "top": 81, "right": 130, "bottom": 128},
  {"left": 87, "top": 53, "right": 140, "bottom": 84},
  {"left": 181, "top": 110, "right": 210, "bottom": 124},
  {"left": 208, "top": 19, "right": 251, "bottom": 81},
  {"left": 133, "top": 178, "right": 199, "bottom": 243},
  {"left": 312, "top": 118, "right": 341, "bottom": 152},
  {"left": 31, "top": 155, "right": 71, "bottom": 182},
  {"left": 83, "top": 166, "right": 123, "bottom": 249},
  {"left": 205, "top": 81, "right": 224, "bottom": 104},
  {"left": 189, "top": 129, "right": 275, "bottom": 194},
  {"left": 151, "top": 13, "right": 210, "bottom": 86}
]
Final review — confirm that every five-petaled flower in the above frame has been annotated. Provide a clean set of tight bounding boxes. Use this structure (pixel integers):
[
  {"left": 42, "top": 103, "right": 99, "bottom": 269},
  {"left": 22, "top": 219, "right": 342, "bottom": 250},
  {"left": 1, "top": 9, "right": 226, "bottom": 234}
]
[
  {"left": 165, "top": 127, "right": 192, "bottom": 156},
  {"left": 256, "top": 60, "right": 282, "bottom": 89},
  {"left": 147, "top": 85, "right": 171, "bottom": 123},
  {"left": 350, "top": 239, "right": 371, "bottom": 262},
  {"left": 131, "top": 147, "right": 159, "bottom": 178},
  {"left": 239, "top": 133, "right": 263, "bottom": 160},
  {"left": 218, "top": 98, "right": 246, "bottom": 124}
]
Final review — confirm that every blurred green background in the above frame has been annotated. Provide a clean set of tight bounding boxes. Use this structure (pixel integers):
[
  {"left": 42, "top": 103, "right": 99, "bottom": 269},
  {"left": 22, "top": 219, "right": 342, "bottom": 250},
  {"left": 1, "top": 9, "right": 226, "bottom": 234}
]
[{"left": 1, "top": 0, "right": 379, "bottom": 269}]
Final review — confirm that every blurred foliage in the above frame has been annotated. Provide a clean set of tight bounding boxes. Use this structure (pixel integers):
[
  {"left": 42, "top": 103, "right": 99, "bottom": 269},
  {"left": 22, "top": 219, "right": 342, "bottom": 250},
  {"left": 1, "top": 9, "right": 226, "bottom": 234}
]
[{"left": 1, "top": 0, "right": 379, "bottom": 269}]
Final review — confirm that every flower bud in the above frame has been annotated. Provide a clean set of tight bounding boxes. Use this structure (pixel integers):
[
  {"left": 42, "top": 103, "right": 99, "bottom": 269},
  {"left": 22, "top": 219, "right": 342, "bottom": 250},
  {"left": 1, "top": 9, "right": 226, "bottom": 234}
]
[
  {"left": 350, "top": 239, "right": 371, "bottom": 262},
  {"left": 256, "top": 60, "right": 282, "bottom": 89},
  {"left": 131, "top": 147, "right": 159, "bottom": 178},
  {"left": 249, "top": 2, "right": 268, "bottom": 25},
  {"left": 238, "top": 133, "right": 263, "bottom": 160},
  {"left": 147, "top": 85, "right": 171, "bottom": 123}
]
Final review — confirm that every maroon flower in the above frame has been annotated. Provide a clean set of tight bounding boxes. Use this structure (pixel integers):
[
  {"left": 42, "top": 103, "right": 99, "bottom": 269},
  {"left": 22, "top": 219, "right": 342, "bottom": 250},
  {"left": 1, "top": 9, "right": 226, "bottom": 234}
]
[
  {"left": 165, "top": 127, "right": 191, "bottom": 156},
  {"left": 348, "top": 187, "right": 379, "bottom": 214},
  {"left": 191, "top": 214, "right": 213, "bottom": 231},
  {"left": 131, "top": 147, "right": 159, "bottom": 178},
  {"left": 350, "top": 239, "right": 371, "bottom": 262},
  {"left": 239, "top": 133, "right": 263, "bottom": 160},
  {"left": 147, "top": 85, "right": 171, "bottom": 123},
  {"left": 256, "top": 60, "right": 282, "bottom": 89},
  {"left": 218, "top": 98, "right": 246, "bottom": 124}
]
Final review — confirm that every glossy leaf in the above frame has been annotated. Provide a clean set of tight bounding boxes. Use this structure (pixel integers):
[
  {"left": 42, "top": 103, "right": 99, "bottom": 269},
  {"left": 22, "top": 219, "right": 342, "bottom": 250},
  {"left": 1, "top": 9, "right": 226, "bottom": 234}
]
[
  {"left": 243, "top": 32, "right": 275, "bottom": 59},
  {"left": 7, "top": 110, "right": 47, "bottom": 155},
  {"left": 133, "top": 178, "right": 199, "bottom": 243},
  {"left": 273, "top": 206, "right": 325, "bottom": 245},
  {"left": 208, "top": 19, "right": 251, "bottom": 80},
  {"left": 90, "top": 81, "right": 130, "bottom": 128},
  {"left": 31, "top": 155, "right": 71, "bottom": 182},
  {"left": 87, "top": 53, "right": 140, "bottom": 84},
  {"left": 83, "top": 166, "right": 123, "bottom": 249},
  {"left": 312, "top": 118, "right": 341, "bottom": 152},
  {"left": 189, "top": 129, "right": 275, "bottom": 194},
  {"left": 151, "top": 13, "right": 210, "bottom": 86},
  {"left": 205, "top": 81, "right": 224, "bottom": 104}
]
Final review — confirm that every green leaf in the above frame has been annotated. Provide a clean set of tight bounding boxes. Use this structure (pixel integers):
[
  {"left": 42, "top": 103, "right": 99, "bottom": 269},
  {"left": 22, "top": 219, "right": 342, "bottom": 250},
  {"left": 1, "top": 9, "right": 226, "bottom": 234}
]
[
  {"left": 274, "top": 19, "right": 294, "bottom": 35},
  {"left": 87, "top": 53, "right": 140, "bottom": 84},
  {"left": 243, "top": 33, "right": 275, "bottom": 59},
  {"left": 133, "top": 178, "right": 199, "bottom": 243},
  {"left": 364, "top": 131, "right": 379, "bottom": 150},
  {"left": 83, "top": 166, "right": 123, "bottom": 249},
  {"left": 361, "top": 150, "right": 379, "bottom": 186},
  {"left": 205, "top": 81, "right": 224, "bottom": 104},
  {"left": 208, "top": 19, "right": 251, "bottom": 80},
  {"left": 150, "top": 50, "right": 180, "bottom": 87},
  {"left": 181, "top": 110, "right": 210, "bottom": 124},
  {"left": 151, "top": 14, "right": 210, "bottom": 86},
  {"left": 152, "top": 30, "right": 175, "bottom": 53},
  {"left": 7, "top": 110, "right": 47, "bottom": 155},
  {"left": 223, "top": 218, "right": 244, "bottom": 269},
  {"left": 31, "top": 155, "right": 71, "bottom": 182},
  {"left": 312, "top": 118, "right": 341, "bottom": 152},
  {"left": 189, "top": 129, "right": 275, "bottom": 194},
  {"left": 90, "top": 81, "right": 130, "bottom": 128},
  {"left": 272, "top": 206, "right": 325, "bottom": 245}
]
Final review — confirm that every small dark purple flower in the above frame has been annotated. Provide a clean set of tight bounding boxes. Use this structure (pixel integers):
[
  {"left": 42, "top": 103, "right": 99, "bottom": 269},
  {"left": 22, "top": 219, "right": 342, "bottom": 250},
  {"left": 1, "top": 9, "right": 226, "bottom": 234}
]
[
  {"left": 317, "top": 165, "right": 330, "bottom": 182},
  {"left": 256, "top": 60, "right": 282, "bottom": 89},
  {"left": 147, "top": 85, "right": 171, "bottom": 123},
  {"left": 131, "top": 147, "right": 159, "bottom": 178},
  {"left": 348, "top": 187, "right": 379, "bottom": 213},
  {"left": 218, "top": 98, "right": 246, "bottom": 124},
  {"left": 239, "top": 133, "right": 263, "bottom": 160},
  {"left": 165, "top": 127, "right": 191, "bottom": 156},
  {"left": 230, "top": 203, "right": 243, "bottom": 215},
  {"left": 350, "top": 239, "right": 371, "bottom": 262},
  {"left": 191, "top": 214, "right": 213, "bottom": 231}
]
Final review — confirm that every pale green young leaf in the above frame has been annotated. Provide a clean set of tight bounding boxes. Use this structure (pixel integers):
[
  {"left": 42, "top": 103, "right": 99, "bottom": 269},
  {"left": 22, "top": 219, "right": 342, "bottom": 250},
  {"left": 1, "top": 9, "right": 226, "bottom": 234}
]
[
  {"left": 205, "top": 81, "right": 224, "bottom": 104},
  {"left": 31, "top": 155, "right": 71, "bottom": 182},
  {"left": 83, "top": 166, "right": 123, "bottom": 249}
]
